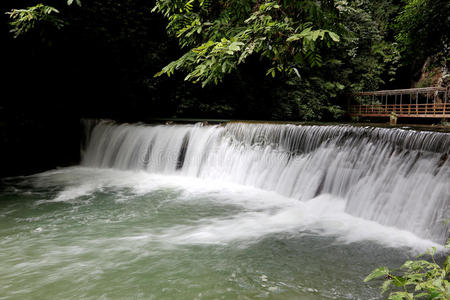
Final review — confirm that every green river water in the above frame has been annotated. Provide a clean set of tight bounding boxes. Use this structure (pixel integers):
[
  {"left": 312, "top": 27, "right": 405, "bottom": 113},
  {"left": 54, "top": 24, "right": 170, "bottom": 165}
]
[{"left": 0, "top": 167, "right": 442, "bottom": 299}]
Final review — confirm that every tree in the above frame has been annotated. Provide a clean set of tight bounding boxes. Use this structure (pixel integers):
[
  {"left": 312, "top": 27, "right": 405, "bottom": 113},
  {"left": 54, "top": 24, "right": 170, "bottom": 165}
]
[
  {"left": 152, "top": 0, "right": 341, "bottom": 86},
  {"left": 5, "top": 0, "right": 407, "bottom": 121},
  {"left": 152, "top": 0, "right": 403, "bottom": 119},
  {"left": 395, "top": 0, "right": 449, "bottom": 64}
]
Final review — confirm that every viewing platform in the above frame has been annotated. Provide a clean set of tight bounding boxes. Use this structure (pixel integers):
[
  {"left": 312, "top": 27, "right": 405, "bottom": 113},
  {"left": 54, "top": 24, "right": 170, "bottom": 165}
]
[{"left": 348, "top": 87, "right": 449, "bottom": 119}]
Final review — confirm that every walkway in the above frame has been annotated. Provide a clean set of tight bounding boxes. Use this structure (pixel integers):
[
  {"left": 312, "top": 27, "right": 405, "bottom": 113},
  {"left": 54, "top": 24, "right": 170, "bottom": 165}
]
[{"left": 348, "top": 87, "right": 449, "bottom": 118}]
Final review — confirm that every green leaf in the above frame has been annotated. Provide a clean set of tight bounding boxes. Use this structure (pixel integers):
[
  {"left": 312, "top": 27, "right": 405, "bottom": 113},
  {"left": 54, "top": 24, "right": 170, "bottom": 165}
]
[
  {"left": 388, "top": 292, "right": 414, "bottom": 300},
  {"left": 364, "top": 267, "right": 390, "bottom": 282},
  {"left": 392, "top": 276, "right": 407, "bottom": 287},
  {"left": 335, "top": 83, "right": 345, "bottom": 90},
  {"left": 327, "top": 32, "right": 340, "bottom": 42},
  {"left": 67, "top": 0, "right": 81, "bottom": 6},
  {"left": 381, "top": 279, "right": 392, "bottom": 294},
  {"left": 229, "top": 41, "right": 243, "bottom": 51}
]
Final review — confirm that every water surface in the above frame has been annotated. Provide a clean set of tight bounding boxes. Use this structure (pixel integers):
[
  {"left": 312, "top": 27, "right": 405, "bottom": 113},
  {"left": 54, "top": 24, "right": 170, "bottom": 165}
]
[{"left": 0, "top": 167, "right": 441, "bottom": 299}]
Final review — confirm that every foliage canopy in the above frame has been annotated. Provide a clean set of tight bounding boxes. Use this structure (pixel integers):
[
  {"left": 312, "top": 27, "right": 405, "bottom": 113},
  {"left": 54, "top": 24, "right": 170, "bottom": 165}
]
[
  {"left": 394, "top": 0, "right": 449, "bottom": 63},
  {"left": 152, "top": 0, "right": 341, "bottom": 87},
  {"left": 5, "top": 0, "right": 448, "bottom": 121}
]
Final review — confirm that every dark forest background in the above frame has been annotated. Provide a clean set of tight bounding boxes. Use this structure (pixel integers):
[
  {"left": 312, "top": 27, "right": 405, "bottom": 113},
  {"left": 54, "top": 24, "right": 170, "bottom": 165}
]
[{"left": 1, "top": 0, "right": 448, "bottom": 176}]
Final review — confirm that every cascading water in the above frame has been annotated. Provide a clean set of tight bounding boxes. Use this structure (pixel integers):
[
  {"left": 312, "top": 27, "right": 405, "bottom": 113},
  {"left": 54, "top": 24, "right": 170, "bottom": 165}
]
[
  {"left": 2, "top": 119, "right": 449, "bottom": 299},
  {"left": 82, "top": 120, "right": 449, "bottom": 244}
]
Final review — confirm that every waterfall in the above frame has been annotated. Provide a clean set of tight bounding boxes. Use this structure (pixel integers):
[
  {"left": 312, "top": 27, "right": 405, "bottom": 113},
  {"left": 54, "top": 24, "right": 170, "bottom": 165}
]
[{"left": 82, "top": 120, "right": 450, "bottom": 243}]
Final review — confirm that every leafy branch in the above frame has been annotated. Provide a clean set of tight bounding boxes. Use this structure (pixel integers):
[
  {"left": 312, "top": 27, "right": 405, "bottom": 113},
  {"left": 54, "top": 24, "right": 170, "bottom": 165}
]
[
  {"left": 6, "top": 1, "right": 81, "bottom": 39},
  {"left": 7, "top": 4, "right": 64, "bottom": 38},
  {"left": 365, "top": 240, "right": 450, "bottom": 300},
  {"left": 152, "top": 0, "right": 341, "bottom": 86}
]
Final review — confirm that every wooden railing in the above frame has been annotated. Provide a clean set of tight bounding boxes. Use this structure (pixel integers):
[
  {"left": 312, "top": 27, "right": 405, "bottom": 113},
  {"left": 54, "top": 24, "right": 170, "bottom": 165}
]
[
  {"left": 348, "top": 103, "right": 449, "bottom": 118},
  {"left": 353, "top": 87, "right": 447, "bottom": 96},
  {"left": 348, "top": 87, "right": 450, "bottom": 118}
]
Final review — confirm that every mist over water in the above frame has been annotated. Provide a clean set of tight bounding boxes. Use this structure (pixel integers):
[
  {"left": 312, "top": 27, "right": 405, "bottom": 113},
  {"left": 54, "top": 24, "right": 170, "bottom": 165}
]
[{"left": 1, "top": 121, "right": 448, "bottom": 299}]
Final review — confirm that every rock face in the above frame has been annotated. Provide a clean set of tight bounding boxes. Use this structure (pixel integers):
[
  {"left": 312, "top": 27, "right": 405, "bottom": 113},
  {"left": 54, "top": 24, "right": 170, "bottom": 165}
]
[{"left": 413, "top": 57, "right": 449, "bottom": 90}]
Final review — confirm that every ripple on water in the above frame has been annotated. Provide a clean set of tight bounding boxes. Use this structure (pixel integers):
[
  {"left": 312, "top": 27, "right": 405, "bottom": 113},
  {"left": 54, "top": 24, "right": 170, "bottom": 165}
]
[{"left": 0, "top": 168, "right": 445, "bottom": 299}]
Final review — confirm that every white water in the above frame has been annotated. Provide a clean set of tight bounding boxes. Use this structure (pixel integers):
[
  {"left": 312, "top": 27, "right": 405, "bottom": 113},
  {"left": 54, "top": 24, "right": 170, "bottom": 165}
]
[
  {"left": 82, "top": 121, "right": 450, "bottom": 244},
  {"left": 28, "top": 167, "right": 442, "bottom": 251}
]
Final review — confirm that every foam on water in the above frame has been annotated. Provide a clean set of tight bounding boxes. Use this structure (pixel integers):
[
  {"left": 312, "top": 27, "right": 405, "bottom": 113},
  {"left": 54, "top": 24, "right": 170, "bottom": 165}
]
[
  {"left": 1, "top": 164, "right": 447, "bottom": 299},
  {"left": 24, "top": 167, "right": 444, "bottom": 252}
]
